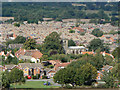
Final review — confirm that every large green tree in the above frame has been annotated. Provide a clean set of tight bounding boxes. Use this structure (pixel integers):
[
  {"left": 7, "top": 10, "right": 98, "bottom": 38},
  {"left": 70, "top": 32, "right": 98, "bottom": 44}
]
[
  {"left": 87, "top": 39, "right": 109, "bottom": 53},
  {"left": 13, "top": 36, "right": 26, "bottom": 44},
  {"left": 43, "top": 32, "right": 64, "bottom": 54},
  {"left": 54, "top": 61, "right": 97, "bottom": 87},
  {"left": 23, "top": 38, "right": 36, "bottom": 50},
  {"left": 4, "top": 55, "right": 18, "bottom": 65},
  {"left": 91, "top": 28, "right": 103, "bottom": 37},
  {"left": 112, "top": 47, "right": 120, "bottom": 59},
  {"left": 2, "top": 70, "right": 10, "bottom": 88},
  {"left": 101, "top": 71, "right": 116, "bottom": 88},
  {"left": 9, "top": 68, "right": 26, "bottom": 84},
  {"left": 68, "top": 39, "right": 76, "bottom": 47}
]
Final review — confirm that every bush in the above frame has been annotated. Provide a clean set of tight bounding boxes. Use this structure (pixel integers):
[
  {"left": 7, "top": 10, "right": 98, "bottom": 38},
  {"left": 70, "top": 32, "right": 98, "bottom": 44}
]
[
  {"left": 42, "top": 75, "right": 48, "bottom": 79},
  {"left": 64, "top": 84, "right": 73, "bottom": 89},
  {"left": 36, "top": 74, "right": 40, "bottom": 79},
  {"left": 25, "top": 76, "right": 28, "bottom": 79},
  {"left": 69, "top": 30, "right": 75, "bottom": 33},
  {"left": 32, "top": 75, "right": 37, "bottom": 79},
  {"left": 49, "top": 65, "right": 54, "bottom": 68},
  {"left": 14, "top": 23, "right": 20, "bottom": 27}
]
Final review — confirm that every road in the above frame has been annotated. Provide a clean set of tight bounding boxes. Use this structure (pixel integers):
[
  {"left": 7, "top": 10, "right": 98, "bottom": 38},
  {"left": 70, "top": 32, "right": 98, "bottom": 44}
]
[{"left": 27, "top": 79, "right": 61, "bottom": 86}]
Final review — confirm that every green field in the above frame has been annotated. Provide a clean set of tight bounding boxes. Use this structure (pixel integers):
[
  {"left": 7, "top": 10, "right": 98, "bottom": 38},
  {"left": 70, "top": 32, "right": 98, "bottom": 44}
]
[{"left": 10, "top": 81, "right": 59, "bottom": 88}]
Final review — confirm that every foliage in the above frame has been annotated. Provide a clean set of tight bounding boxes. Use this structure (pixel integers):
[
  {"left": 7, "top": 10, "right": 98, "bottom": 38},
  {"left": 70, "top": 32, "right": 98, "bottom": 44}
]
[
  {"left": 2, "top": 70, "right": 10, "bottom": 88},
  {"left": 91, "top": 28, "right": 103, "bottom": 37},
  {"left": 112, "top": 47, "right": 120, "bottom": 59},
  {"left": 111, "top": 63, "right": 120, "bottom": 81},
  {"left": 43, "top": 32, "right": 64, "bottom": 54},
  {"left": 14, "top": 23, "right": 20, "bottom": 27},
  {"left": 23, "top": 38, "right": 36, "bottom": 50},
  {"left": 53, "top": 62, "right": 97, "bottom": 87},
  {"left": 101, "top": 71, "right": 116, "bottom": 88},
  {"left": 2, "top": 68, "right": 26, "bottom": 88},
  {"left": 9, "top": 68, "right": 26, "bottom": 84},
  {"left": 42, "top": 75, "right": 48, "bottom": 79},
  {"left": 13, "top": 36, "right": 26, "bottom": 44},
  {"left": 68, "top": 39, "right": 76, "bottom": 47},
  {"left": 69, "top": 30, "right": 75, "bottom": 33},
  {"left": 6, "top": 36, "right": 26, "bottom": 46},
  {"left": 52, "top": 54, "right": 70, "bottom": 62},
  {"left": 4, "top": 55, "right": 18, "bottom": 65},
  {"left": 87, "top": 39, "right": 109, "bottom": 53},
  {"left": 80, "top": 32, "right": 85, "bottom": 36}
]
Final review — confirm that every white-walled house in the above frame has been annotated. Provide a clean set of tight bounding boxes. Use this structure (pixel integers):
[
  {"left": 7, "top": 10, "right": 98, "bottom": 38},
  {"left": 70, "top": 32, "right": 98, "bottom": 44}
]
[{"left": 15, "top": 48, "right": 43, "bottom": 63}]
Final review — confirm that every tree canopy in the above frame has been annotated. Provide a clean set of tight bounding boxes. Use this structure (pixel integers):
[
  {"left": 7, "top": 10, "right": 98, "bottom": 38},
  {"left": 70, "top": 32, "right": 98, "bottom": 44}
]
[
  {"left": 91, "top": 28, "right": 103, "bottom": 37},
  {"left": 43, "top": 32, "right": 64, "bottom": 54},
  {"left": 23, "top": 38, "right": 36, "bottom": 50},
  {"left": 68, "top": 39, "right": 76, "bottom": 47},
  {"left": 53, "top": 62, "right": 97, "bottom": 87},
  {"left": 87, "top": 39, "right": 109, "bottom": 53}
]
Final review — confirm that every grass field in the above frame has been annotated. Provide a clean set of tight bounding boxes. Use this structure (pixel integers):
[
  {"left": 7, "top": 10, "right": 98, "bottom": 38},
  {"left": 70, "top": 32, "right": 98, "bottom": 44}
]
[{"left": 10, "top": 81, "right": 59, "bottom": 88}]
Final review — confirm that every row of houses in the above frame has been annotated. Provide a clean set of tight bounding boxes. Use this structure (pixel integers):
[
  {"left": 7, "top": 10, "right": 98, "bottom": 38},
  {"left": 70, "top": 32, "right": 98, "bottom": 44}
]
[{"left": 0, "top": 60, "right": 71, "bottom": 78}]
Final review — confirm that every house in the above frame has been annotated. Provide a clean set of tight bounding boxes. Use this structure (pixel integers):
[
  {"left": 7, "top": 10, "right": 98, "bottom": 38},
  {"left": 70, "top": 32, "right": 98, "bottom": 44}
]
[
  {"left": 4, "top": 65, "right": 20, "bottom": 72},
  {"left": 101, "top": 51, "right": 114, "bottom": 59},
  {"left": 101, "top": 65, "right": 113, "bottom": 72},
  {"left": 81, "top": 51, "right": 95, "bottom": 55},
  {"left": 46, "top": 69, "right": 56, "bottom": 78},
  {"left": 0, "top": 65, "right": 5, "bottom": 72},
  {"left": 96, "top": 65, "right": 113, "bottom": 80},
  {"left": 48, "top": 60, "right": 61, "bottom": 66},
  {"left": 15, "top": 48, "right": 43, "bottom": 63},
  {"left": 54, "top": 62, "right": 70, "bottom": 71},
  {"left": 0, "top": 51, "right": 14, "bottom": 60},
  {"left": 8, "top": 44, "right": 23, "bottom": 49},
  {"left": 72, "top": 27, "right": 85, "bottom": 33},
  {"left": 18, "top": 63, "right": 43, "bottom": 76}
]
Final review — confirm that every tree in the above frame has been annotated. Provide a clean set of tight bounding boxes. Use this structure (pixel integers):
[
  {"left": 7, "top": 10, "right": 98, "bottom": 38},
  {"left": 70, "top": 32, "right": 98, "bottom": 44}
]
[
  {"left": 43, "top": 32, "right": 64, "bottom": 54},
  {"left": 69, "top": 30, "right": 75, "bottom": 33},
  {"left": 9, "top": 68, "right": 26, "bottom": 84},
  {"left": 101, "top": 71, "right": 116, "bottom": 88},
  {"left": 68, "top": 39, "right": 76, "bottom": 47},
  {"left": 13, "top": 36, "right": 26, "bottom": 44},
  {"left": 91, "top": 28, "right": 103, "bottom": 37},
  {"left": 54, "top": 61, "right": 97, "bottom": 87},
  {"left": 4, "top": 55, "right": 18, "bottom": 65},
  {"left": 87, "top": 39, "right": 104, "bottom": 51},
  {"left": 74, "top": 63, "right": 97, "bottom": 86},
  {"left": 112, "top": 47, "right": 120, "bottom": 59},
  {"left": 14, "top": 23, "right": 20, "bottom": 27},
  {"left": 23, "top": 38, "right": 36, "bottom": 50},
  {"left": 2, "top": 70, "right": 10, "bottom": 88}
]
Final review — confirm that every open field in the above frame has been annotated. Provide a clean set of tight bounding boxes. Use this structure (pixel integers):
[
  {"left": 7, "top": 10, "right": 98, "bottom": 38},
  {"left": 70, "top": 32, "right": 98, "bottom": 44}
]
[{"left": 10, "top": 81, "right": 59, "bottom": 88}]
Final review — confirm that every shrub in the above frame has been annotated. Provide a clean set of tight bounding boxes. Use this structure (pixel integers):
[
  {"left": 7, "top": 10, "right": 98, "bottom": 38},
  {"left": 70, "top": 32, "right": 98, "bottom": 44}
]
[
  {"left": 69, "top": 30, "right": 75, "bottom": 33},
  {"left": 14, "top": 23, "right": 20, "bottom": 27},
  {"left": 49, "top": 65, "right": 54, "bottom": 68},
  {"left": 25, "top": 76, "right": 28, "bottom": 79},
  {"left": 64, "top": 84, "right": 73, "bottom": 89},
  {"left": 32, "top": 75, "right": 37, "bottom": 79},
  {"left": 42, "top": 75, "right": 48, "bottom": 79}
]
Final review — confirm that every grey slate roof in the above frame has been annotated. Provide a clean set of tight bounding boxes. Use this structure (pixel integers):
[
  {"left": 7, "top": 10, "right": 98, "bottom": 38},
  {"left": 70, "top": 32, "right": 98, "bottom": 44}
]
[
  {"left": 19, "top": 63, "right": 43, "bottom": 69},
  {"left": 8, "top": 44, "right": 23, "bottom": 49}
]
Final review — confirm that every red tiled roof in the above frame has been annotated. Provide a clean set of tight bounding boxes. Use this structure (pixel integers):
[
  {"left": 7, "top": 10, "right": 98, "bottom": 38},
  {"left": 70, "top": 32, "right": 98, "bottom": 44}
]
[{"left": 15, "top": 48, "right": 43, "bottom": 59}]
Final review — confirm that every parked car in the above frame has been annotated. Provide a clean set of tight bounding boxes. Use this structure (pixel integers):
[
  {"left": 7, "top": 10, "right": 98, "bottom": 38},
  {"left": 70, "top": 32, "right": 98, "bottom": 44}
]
[
  {"left": 43, "top": 82, "right": 51, "bottom": 86},
  {"left": 27, "top": 75, "right": 32, "bottom": 79}
]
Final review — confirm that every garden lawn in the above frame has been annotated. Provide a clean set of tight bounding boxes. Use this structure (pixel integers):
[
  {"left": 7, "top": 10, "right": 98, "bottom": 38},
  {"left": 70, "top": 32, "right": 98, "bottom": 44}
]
[{"left": 10, "top": 81, "right": 59, "bottom": 88}]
